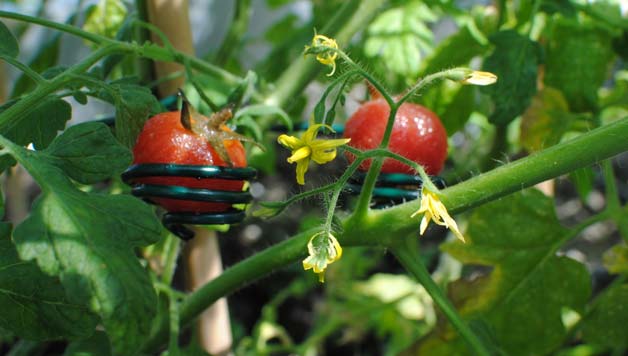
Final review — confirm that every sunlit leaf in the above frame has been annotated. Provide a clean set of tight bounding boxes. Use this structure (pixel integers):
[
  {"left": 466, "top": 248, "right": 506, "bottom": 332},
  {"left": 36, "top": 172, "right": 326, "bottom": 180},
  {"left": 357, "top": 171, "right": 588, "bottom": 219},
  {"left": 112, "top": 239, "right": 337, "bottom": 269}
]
[
  {"left": 95, "top": 81, "right": 161, "bottom": 149},
  {"left": 2, "top": 125, "right": 162, "bottom": 354},
  {"left": 364, "top": 2, "right": 436, "bottom": 78},
  {"left": 83, "top": 0, "right": 127, "bottom": 40}
]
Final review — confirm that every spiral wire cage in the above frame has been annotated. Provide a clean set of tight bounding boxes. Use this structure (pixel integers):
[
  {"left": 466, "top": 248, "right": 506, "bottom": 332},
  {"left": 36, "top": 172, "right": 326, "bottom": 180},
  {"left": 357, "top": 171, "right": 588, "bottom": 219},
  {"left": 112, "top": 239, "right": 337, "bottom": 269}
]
[
  {"left": 122, "top": 164, "right": 257, "bottom": 240},
  {"left": 118, "top": 95, "right": 257, "bottom": 240}
]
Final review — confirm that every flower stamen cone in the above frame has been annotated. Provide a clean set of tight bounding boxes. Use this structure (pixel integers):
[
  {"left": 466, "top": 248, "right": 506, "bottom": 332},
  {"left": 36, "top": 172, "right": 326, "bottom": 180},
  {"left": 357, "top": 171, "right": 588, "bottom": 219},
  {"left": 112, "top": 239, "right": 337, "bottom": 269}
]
[
  {"left": 278, "top": 124, "right": 350, "bottom": 185},
  {"left": 411, "top": 187, "right": 465, "bottom": 242},
  {"left": 302, "top": 231, "right": 343, "bottom": 283},
  {"left": 304, "top": 33, "right": 339, "bottom": 76}
]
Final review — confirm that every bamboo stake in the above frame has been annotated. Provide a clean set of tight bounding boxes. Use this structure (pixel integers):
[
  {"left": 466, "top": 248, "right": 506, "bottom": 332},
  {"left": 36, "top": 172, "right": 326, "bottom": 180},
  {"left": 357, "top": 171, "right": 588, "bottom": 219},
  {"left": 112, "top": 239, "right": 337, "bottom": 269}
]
[{"left": 145, "top": 1, "right": 233, "bottom": 353}]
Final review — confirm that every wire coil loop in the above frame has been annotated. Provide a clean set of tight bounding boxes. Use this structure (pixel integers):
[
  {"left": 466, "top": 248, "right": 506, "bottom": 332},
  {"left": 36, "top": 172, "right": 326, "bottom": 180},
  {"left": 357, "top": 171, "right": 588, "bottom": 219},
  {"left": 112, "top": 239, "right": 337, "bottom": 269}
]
[
  {"left": 122, "top": 163, "right": 257, "bottom": 240},
  {"left": 345, "top": 172, "right": 446, "bottom": 209}
]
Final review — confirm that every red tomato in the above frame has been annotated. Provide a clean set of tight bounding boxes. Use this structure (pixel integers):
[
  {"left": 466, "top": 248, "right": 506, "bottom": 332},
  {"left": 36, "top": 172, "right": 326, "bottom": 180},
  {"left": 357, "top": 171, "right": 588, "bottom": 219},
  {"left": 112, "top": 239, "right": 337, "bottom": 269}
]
[
  {"left": 132, "top": 111, "right": 247, "bottom": 213},
  {"left": 343, "top": 99, "right": 448, "bottom": 175}
]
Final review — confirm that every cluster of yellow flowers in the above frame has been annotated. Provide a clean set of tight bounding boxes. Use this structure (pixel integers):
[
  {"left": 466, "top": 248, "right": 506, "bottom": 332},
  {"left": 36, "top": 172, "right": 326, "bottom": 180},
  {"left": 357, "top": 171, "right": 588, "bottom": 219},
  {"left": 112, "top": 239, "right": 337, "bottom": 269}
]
[{"left": 278, "top": 33, "right": 496, "bottom": 282}]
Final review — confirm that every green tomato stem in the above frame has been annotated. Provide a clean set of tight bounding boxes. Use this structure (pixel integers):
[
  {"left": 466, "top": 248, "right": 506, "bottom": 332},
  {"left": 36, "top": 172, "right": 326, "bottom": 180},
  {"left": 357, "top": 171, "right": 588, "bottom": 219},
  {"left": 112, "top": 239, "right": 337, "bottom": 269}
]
[
  {"left": 0, "top": 45, "right": 123, "bottom": 133},
  {"left": 391, "top": 237, "right": 492, "bottom": 356},
  {"left": 0, "top": 55, "right": 47, "bottom": 86},
  {"left": 0, "top": 11, "right": 242, "bottom": 85}
]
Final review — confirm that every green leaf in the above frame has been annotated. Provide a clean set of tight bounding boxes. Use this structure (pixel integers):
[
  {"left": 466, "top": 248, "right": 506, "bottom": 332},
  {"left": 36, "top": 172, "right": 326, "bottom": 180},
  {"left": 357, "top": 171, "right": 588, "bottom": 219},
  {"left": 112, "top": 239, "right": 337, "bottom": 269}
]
[
  {"left": 3, "top": 97, "right": 72, "bottom": 150},
  {"left": 234, "top": 104, "right": 293, "bottom": 131},
  {"left": 265, "top": 15, "right": 299, "bottom": 44},
  {"left": 540, "top": 0, "right": 576, "bottom": 16},
  {"left": 420, "top": 82, "right": 475, "bottom": 135},
  {"left": 602, "top": 243, "right": 628, "bottom": 274},
  {"left": 419, "top": 24, "right": 489, "bottom": 77},
  {"left": 520, "top": 87, "right": 574, "bottom": 152},
  {"left": 364, "top": 2, "right": 436, "bottom": 78},
  {"left": 0, "top": 227, "right": 99, "bottom": 340},
  {"left": 582, "top": 283, "right": 628, "bottom": 348},
  {"left": 63, "top": 330, "right": 112, "bottom": 356},
  {"left": 481, "top": 30, "right": 541, "bottom": 126},
  {"left": 569, "top": 167, "right": 595, "bottom": 203},
  {"left": 96, "top": 82, "right": 160, "bottom": 149},
  {"left": 544, "top": 17, "right": 616, "bottom": 112},
  {"left": 439, "top": 85, "right": 475, "bottom": 135},
  {"left": 437, "top": 190, "right": 591, "bottom": 355},
  {"left": 83, "top": 0, "right": 127, "bottom": 40},
  {"left": 0, "top": 20, "right": 19, "bottom": 58},
  {"left": 11, "top": 34, "right": 61, "bottom": 98},
  {"left": 0, "top": 128, "right": 162, "bottom": 354},
  {"left": 43, "top": 122, "right": 132, "bottom": 184}
]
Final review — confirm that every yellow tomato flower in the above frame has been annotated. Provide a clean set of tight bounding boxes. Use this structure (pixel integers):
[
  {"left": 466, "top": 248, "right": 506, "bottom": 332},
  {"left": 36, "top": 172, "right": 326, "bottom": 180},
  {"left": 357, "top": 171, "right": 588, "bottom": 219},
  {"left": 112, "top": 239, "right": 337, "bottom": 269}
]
[
  {"left": 461, "top": 70, "right": 498, "bottom": 86},
  {"left": 411, "top": 187, "right": 465, "bottom": 242},
  {"left": 305, "top": 34, "right": 339, "bottom": 76},
  {"left": 277, "top": 124, "right": 350, "bottom": 185},
  {"left": 302, "top": 231, "right": 343, "bottom": 283}
]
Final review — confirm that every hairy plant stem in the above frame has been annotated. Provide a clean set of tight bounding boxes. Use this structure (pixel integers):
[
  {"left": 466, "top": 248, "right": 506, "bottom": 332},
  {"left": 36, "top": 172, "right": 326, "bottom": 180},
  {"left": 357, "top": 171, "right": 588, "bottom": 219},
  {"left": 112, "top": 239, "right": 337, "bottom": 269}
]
[
  {"left": 0, "top": 11, "right": 241, "bottom": 85},
  {"left": 0, "top": 55, "right": 47, "bottom": 85},
  {"left": 391, "top": 237, "right": 491, "bottom": 356},
  {"left": 0, "top": 45, "right": 123, "bottom": 132}
]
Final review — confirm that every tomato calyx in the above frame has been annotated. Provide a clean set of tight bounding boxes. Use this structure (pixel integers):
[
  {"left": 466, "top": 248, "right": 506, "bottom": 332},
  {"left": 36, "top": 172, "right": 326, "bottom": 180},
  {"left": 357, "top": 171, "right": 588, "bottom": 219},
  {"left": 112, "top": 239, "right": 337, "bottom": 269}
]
[{"left": 178, "top": 91, "right": 260, "bottom": 166}]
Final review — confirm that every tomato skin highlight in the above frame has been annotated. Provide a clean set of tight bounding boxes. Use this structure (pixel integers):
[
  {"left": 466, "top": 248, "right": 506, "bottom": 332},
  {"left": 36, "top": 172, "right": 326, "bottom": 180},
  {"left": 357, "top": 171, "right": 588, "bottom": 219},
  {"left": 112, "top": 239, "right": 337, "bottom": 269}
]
[
  {"left": 132, "top": 111, "right": 247, "bottom": 213},
  {"left": 343, "top": 99, "right": 448, "bottom": 175}
]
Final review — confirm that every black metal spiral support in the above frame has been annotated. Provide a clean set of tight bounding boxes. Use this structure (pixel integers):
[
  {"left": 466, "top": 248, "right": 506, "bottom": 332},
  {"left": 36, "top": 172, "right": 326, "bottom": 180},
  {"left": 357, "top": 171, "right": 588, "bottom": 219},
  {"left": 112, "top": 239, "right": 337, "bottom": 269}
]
[
  {"left": 345, "top": 172, "right": 446, "bottom": 209},
  {"left": 122, "top": 163, "right": 257, "bottom": 240}
]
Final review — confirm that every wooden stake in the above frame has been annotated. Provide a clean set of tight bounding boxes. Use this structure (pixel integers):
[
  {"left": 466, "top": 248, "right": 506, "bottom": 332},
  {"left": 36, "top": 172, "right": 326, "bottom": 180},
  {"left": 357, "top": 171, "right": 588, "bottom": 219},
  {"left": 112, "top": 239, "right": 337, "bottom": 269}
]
[{"left": 145, "top": 1, "right": 233, "bottom": 353}]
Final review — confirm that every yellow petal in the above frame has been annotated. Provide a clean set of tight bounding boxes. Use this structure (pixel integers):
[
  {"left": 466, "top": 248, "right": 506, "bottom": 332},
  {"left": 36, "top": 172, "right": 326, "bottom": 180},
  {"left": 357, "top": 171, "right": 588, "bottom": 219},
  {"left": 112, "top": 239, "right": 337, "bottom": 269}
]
[
  {"left": 311, "top": 147, "right": 336, "bottom": 164},
  {"left": 328, "top": 233, "right": 343, "bottom": 261},
  {"left": 287, "top": 146, "right": 311, "bottom": 164},
  {"left": 310, "top": 137, "right": 350, "bottom": 150},
  {"left": 277, "top": 134, "right": 303, "bottom": 150},
  {"left": 419, "top": 213, "right": 430, "bottom": 235},
  {"left": 295, "top": 157, "right": 310, "bottom": 185},
  {"left": 327, "top": 61, "right": 336, "bottom": 76},
  {"left": 302, "top": 124, "right": 327, "bottom": 143}
]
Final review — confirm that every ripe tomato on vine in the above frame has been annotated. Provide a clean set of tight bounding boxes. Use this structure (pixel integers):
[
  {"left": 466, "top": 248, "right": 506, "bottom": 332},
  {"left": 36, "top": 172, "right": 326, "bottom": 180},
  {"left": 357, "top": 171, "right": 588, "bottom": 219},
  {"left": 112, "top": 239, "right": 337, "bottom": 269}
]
[
  {"left": 343, "top": 98, "right": 448, "bottom": 175},
  {"left": 132, "top": 103, "right": 248, "bottom": 213}
]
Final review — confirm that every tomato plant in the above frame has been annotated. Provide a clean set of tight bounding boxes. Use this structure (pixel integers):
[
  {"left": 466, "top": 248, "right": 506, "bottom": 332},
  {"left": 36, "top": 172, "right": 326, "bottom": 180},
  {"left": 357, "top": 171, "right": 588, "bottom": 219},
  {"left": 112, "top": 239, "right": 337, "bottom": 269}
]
[
  {"left": 132, "top": 110, "right": 247, "bottom": 213},
  {"left": 343, "top": 98, "right": 448, "bottom": 175},
  {"left": 1, "top": 1, "right": 627, "bottom": 356}
]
